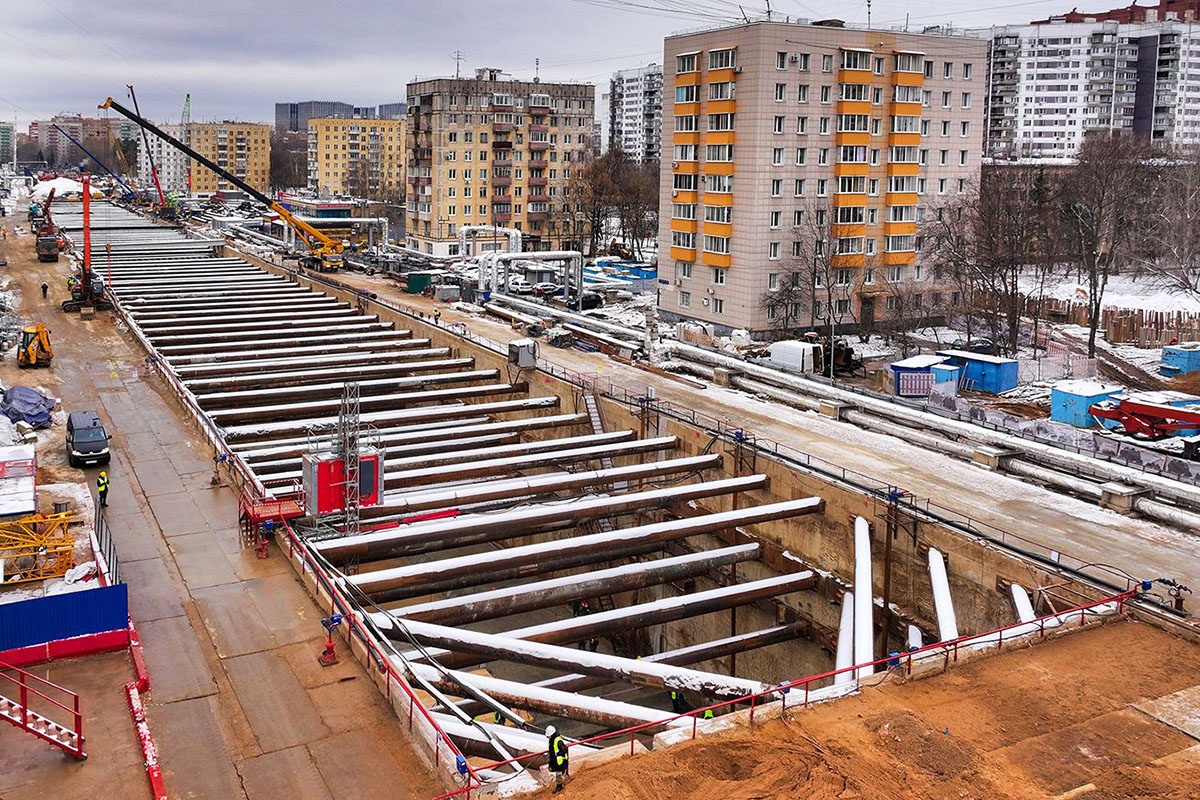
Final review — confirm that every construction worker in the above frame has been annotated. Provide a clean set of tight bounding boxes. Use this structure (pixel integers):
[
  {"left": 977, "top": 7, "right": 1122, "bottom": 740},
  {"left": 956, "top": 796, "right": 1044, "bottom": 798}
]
[
  {"left": 1, "top": 226, "right": 7, "bottom": 240},
  {"left": 701, "top": 707, "right": 714, "bottom": 720},
  {"left": 96, "top": 471, "right": 109, "bottom": 508},
  {"left": 669, "top": 689, "right": 688, "bottom": 714},
  {"left": 546, "top": 725, "right": 568, "bottom": 794},
  {"left": 433, "top": 308, "right": 442, "bottom": 326},
  {"left": 41, "top": 282, "right": 48, "bottom": 299},
  {"left": 571, "top": 600, "right": 599, "bottom": 652}
]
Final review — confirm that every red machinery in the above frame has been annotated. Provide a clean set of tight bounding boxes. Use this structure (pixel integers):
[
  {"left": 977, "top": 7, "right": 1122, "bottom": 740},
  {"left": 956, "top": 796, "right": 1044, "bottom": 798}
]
[
  {"left": 1088, "top": 396, "right": 1200, "bottom": 438},
  {"left": 301, "top": 450, "right": 385, "bottom": 516}
]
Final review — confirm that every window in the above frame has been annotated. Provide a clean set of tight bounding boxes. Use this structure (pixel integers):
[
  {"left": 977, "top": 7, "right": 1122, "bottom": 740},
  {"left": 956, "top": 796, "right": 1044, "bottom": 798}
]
[
  {"left": 871, "top": 118, "right": 881, "bottom": 135},
  {"left": 708, "top": 113, "right": 734, "bottom": 131},
  {"left": 675, "top": 114, "right": 698, "bottom": 132},
  {"left": 886, "top": 296, "right": 897, "bottom": 311},
  {"left": 769, "top": 242, "right": 780, "bottom": 260},
  {"left": 772, "top": 147, "right": 784, "bottom": 166},
  {"left": 835, "top": 205, "right": 864, "bottom": 224},
  {"left": 869, "top": 178, "right": 880, "bottom": 196},
  {"left": 797, "top": 85, "right": 810, "bottom": 103},
  {"left": 709, "top": 82, "right": 734, "bottom": 100},
  {"left": 958, "top": 178, "right": 966, "bottom": 193},
  {"left": 922, "top": 90, "right": 932, "bottom": 108},
  {"left": 893, "top": 85, "right": 922, "bottom": 103},
  {"left": 678, "top": 290, "right": 691, "bottom": 307},
  {"left": 921, "top": 119, "right": 930, "bottom": 135},
  {"left": 960, "top": 121, "right": 970, "bottom": 137},
  {"left": 894, "top": 53, "right": 922, "bottom": 72},
  {"left": 817, "top": 178, "right": 828, "bottom": 196},
  {"left": 888, "top": 205, "right": 917, "bottom": 222},
  {"left": 866, "top": 238, "right": 877, "bottom": 255},
  {"left": 712, "top": 298, "right": 725, "bottom": 314},
  {"left": 887, "top": 234, "right": 916, "bottom": 252},
  {"left": 838, "top": 175, "right": 865, "bottom": 193},
  {"left": 889, "top": 265, "right": 903, "bottom": 282},
  {"left": 794, "top": 178, "right": 806, "bottom": 197},
  {"left": 841, "top": 49, "right": 872, "bottom": 70},
  {"left": 818, "top": 147, "right": 829, "bottom": 165},
  {"left": 770, "top": 179, "right": 782, "bottom": 197},
  {"left": 937, "top": 178, "right": 947, "bottom": 194},
  {"left": 797, "top": 53, "right": 810, "bottom": 70},
  {"left": 889, "top": 145, "right": 919, "bottom": 163},
  {"left": 836, "top": 298, "right": 852, "bottom": 315},
  {"left": 793, "top": 209, "right": 805, "bottom": 226},
  {"left": 673, "top": 144, "right": 697, "bottom": 161},
  {"left": 963, "top": 63, "right": 973, "bottom": 79},
  {"left": 675, "top": 85, "right": 698, "bottom": 103},
  {"left": 704, "top": 174, "right": 732, "bottom": 192},
  {"left": 673, "top": 173, "right": 698, "bottom": 191},
  {"left": 819, "top": 117, "right": 830, "bottom": 135},
  {"left": 837, "top": 114, "right": 869, "bottom": 132},
  {"left": 872, "top": 87, "right": 883, "bottom": 104},
  {"left": 677, "top": 53, "right": 697, "bottom": 72},
  {"left": 671, "top": 230, "right": 696, "bottom": 248},
  {"left": 868, "top": 208, "right": 878, "bottom": 225},
  {"left": 873, "top": 56, "right": 884, "bottom": 74},
  {"left": 870, "top": 148, "right": 880, "bottom": 166},
  {"left": 923, "top": 60, "right": 934, "bottom": 78},
  {"left": 919, "top": 149, "right": 928, "bottom": 165},
  {"left": 892, "top": 115, "right": 920, "bottom": 133},
  {"left": 836, "top": 237, "right": 864, "bottom": 254},
  {"left": 672, "top": 203, "right": 697, "bottom": 219},
  {"left": 821, "top": 54, "right": 833, "bottom": 72},
  {"left": 940, "top": 120, "right": 950, "bottom": 137},
  {"left": 816, "top": 208, "right": 827, "bottom": 226},
  {"left": 711, "top": 266, "right": 727, "bottom": 284},
  {"left": 943, "top": 61, "right": 952, "bottom": 78},
  {"left": 961, "top": 92, "right": 972, "bottom": 109},
  {"left": 769, "top": 210, "right": 781, "bottom": 228},
  {"left": 768, "top": 272, "right": 779, "bottom": 290},
  {"left": 709, "top": 48, "right": 736, "bottom": 69},
  {"left": 939, "top": 149, "right": 948, "bottom": 165},
  {"left": 775, "top": 83, "right": 787, "bottom": 101},
  {"left": 941, "top": 91, "right": 951, "bottom": 108},
  {"left": 835, "top": 268, "right": 853, "bottom": 285},
  {"left": 795, "top": 147, "right": 807, "bottom": 165},
  {"left": 914, "top": 263, "right": 924, "bottom": 281},
  {"left": 776, "top": 52, "right": 788, "bottom": 70},
  {"left": 796, "top": 116, "right": 808, "bottom": 134},
  {"left": 680, "top": 261, "right": 693, "bottom": 278},
  {"left": 773, "top": 115, "right": 785, "bottom": 134},
  {"left": 820, "top": 85, "right": 832, "bottom": 103},
  {"left": 840, "top": 83, "right": 869, "bottom": 101},
  {"left": 918, "top": 177, "right": 927, "bottom": 194},
  {"left": 705, "top": 143, "right": 733, "bottom": 161},
  {"left": 791, "top": 241, "right": 803, "bottom": 257},
  {"left": 959, "top": 150, "right": 968, "bottom": 166},
  {"left": 839, "top": 145, "right": 868, "bottom": 163},
  {"left": 704, "top": 205, "right": 731, "bottom": 223}
]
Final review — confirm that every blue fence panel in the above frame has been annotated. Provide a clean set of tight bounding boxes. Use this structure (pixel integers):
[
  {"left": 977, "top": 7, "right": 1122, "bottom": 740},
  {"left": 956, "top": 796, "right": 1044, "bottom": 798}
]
[{"left": 0, "top": 583, "right": 128, "bottom": 651}]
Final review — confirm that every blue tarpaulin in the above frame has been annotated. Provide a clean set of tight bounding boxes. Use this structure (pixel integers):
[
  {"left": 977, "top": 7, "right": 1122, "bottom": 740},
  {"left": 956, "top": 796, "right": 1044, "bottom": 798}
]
[{"left": 2, "top": 386, "right": 55, "bottom": 428}]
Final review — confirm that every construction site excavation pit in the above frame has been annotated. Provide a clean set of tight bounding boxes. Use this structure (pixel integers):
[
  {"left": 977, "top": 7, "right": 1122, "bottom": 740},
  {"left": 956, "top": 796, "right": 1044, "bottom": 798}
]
[{"left": 87, "top": 204, "right": 1174, "bottom": 796}]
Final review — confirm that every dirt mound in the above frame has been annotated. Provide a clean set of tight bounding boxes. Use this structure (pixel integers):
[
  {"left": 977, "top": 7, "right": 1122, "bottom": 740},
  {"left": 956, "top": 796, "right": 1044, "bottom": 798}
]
[{"left": 867, "top": 710, "right": 976, "bottom": 779}]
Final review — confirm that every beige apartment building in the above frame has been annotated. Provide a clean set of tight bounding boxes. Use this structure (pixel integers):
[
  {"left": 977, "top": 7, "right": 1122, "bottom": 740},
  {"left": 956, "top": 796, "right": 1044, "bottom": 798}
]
[
  {"left": 187, "top": 122, "right": 270, "bottom": 195},
  {"left": 307, "top": 117, "right": 406, "bottom": 201},
  {"left": 658, "top": 22, "right": 987, "bottom": 334},
  {"left": 406, "top": 68, "right": 595, "bottom": 257}
]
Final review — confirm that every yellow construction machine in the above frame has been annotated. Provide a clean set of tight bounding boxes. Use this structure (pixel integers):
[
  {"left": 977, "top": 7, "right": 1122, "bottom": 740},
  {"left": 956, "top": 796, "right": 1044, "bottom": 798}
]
[{"left": 17, "top": 324, "right": 53, "bottom": 368}]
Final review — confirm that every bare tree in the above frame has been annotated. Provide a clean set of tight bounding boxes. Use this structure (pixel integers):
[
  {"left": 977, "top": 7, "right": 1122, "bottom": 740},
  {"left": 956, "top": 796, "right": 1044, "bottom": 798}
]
[
  {"left": 1136, "top": 144, "right": 1200, "bottom": 297},
  {"left": 1057, "top": 133, "right": 1156, "bottom": 356},
  {"left": 878, "top": 269, "right": 937, "bottom": 357}
]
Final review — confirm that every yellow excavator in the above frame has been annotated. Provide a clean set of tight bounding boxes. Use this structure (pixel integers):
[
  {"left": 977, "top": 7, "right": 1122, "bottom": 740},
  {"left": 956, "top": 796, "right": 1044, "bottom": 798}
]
[
  {"left": 99, "top": 97, "right": 344, "bottom": 271},
  {"left": 17, "top": 324, "right": 53, "bottom": 368}
]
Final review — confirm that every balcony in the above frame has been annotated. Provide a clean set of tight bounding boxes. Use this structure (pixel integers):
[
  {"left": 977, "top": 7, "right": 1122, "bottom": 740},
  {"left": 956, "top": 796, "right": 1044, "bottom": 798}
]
[
  {"left": 530, "top": 123, "right": 549, "bottom": 133},
  {"left": 489, "top": 101, "right": 514, "bottom": 111},
  {"left": 529, "top": 140, "right": 550, "bottom": 151},
  {"left": 492, "top": 122, "right": 514, "bottom": 133},
  {"left": 492, "top": 194, "right": 513, "bottom": 203},
  {"left": 527, "top": 211, "right": 548, "bottom": 221},
  {"left": 492, "top": 212, "right": 512, "bottom": 222},
  {"left": 529, "top": 98, "right": 551, "bottom": 112},
  {"left": 529, "top": 159, "right": 549, "bottom": 169},
  {"left": 529, "top": 193, "right": 550, "bottom": 203},
  {"left": 493, "top": 175, "right": 512, "bottom": 187},
  {"left": 492, "top": 139, "right": 514, "bottom": 149},
  {"left": 529, "top": 176, "right": 547, "bottom": 187}
]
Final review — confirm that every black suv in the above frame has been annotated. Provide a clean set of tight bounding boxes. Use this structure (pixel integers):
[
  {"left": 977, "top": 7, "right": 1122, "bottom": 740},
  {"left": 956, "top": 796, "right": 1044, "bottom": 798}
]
[{"left": 66, "top": 411, "right": 111, "bottom": 467}]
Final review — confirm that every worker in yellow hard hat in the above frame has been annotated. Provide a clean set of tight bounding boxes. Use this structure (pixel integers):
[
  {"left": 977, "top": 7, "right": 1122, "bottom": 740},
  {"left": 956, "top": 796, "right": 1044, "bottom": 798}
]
[{"left": 97, "top": 471, "right": 109, "bottom": 508}]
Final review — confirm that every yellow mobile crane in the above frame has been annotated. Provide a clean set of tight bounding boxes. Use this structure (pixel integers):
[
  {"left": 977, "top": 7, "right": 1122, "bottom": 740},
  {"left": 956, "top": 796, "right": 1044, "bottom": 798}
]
[{"left": 98, "top": 97, "right": 344, "bottom": 271}]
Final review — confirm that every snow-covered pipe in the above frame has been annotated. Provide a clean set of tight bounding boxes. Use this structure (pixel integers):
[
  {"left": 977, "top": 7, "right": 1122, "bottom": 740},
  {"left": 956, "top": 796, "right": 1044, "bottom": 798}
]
[
  {"left": 853, "top": 517, "right": 874, "bottom": 679},
  {"left": 907, "top": 625, "right": 923, "bottom": 650},
  {"left": 490, "top": 250, "right": 582, "bottom": 296},
  {"left": 660, "top": 340, "right": 1200, "bottom": 511},
  {"left": 458, "top": 224, "right": 522, "bottom": 267},
  {"left": 1002, "top": 459, "right": 1103, "bottom": 499},
  {"left": 928, "top": 548, "right": 959, "bottom": 642},
  {"left": 491, "top": 293, "right": 648, "bottom": 340},
  {"left": 843, "top": 410, "right": 977, "bottom": 460},
  {"left": 730, "top": 376, "right": 822, "bottom": 412},
  {"left": 1011, "top": 584, "right": 1036, "bottom": 623},
  {"left": 834, "top": 591, "right": 855, "bottom": 685}
]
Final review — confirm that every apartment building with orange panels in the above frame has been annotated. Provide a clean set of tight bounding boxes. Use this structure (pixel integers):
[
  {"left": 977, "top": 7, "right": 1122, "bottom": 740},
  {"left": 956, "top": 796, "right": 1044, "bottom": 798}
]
[
  {"left": 187, "top": 122, "right": 271, "bottom": 195},
  {"left": 657, "top": 22, "right": 987, "bottom": 333}
]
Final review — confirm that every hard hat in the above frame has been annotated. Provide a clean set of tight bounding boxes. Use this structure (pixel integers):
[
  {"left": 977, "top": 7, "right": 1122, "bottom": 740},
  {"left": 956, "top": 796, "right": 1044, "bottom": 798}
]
[
  {"left": 545, "top": 725, "right": 556, "bottom": 737},
  {"left": 100, "top": 471, "right": 106, "bottom": 477}
]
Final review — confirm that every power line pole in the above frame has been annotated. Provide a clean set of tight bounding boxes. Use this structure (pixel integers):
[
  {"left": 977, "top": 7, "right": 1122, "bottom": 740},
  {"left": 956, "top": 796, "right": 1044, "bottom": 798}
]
[{"left": 452, "top": 50, "right": 466, "bottom": 79}]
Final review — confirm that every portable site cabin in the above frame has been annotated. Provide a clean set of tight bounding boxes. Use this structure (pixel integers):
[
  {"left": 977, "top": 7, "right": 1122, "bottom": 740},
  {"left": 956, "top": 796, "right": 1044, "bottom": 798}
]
[
  {"left": 889, "top": 354, "right": 948, "bottom": 397},
  {"left": 1161, "top": 343, "right": 1200, "bottom": 378},
  {"left": 1050, "top": 380, "right": 1123, "bottom": 428},
  {"left": 936, "top": 350, "right": 1020, "bottom": 394}
]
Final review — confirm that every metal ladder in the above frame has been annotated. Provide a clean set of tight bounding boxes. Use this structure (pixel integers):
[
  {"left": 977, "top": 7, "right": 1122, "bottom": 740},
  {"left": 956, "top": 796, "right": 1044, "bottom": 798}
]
[{"left": 0, "top": 661, "right": 86, "bottom": 759}]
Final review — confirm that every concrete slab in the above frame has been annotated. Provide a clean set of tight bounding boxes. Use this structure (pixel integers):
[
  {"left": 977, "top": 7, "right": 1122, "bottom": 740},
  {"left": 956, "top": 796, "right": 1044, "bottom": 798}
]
[
  {"left": 192, "top": 582, "right": 279, "bottom": 658},
  {"left": 137, "top": 615, "right": 218, "bottom": 703},
  {"left": 146, "top": 491, "right": 209, "bottom": 536},
  {"left": 278, "top": 640, "right": 364, "bottom": 689},
  {"left": 169, "top": 531, "right": 241, "bottom": 589},
  {"left": 120, "top": 431, "right": 167, "bottom": 459},
  {"left": 131, "top": 457, "right": 186, "bottom": 496},
  {"left": 121, "top": 557, "right": 185, "bottom": 623},
  {"left": 192, "top": 485, "right": 240, "bottom": 532},
  {"left": 1135, "top": 684, "right": 1200, "bottom": 739},
  {"left": 310, "top": 728, "right": 440, "bottom": 798},
  {"left": 238, "top": 746, "right": 333, "bottom": 800},
  {"left": 307, "top": 675, "right": 399, "bottom": 734},
  {"left": 99, "top": 391, "right": 152, "bottom": 434},
  {"left": 154, "top": 696, "right": 245, "bottom": 799},
  {"left": 243, "top": 573, "right": 319, "bottom": 646},
  {"left": 224, "top": 650, "right": 331, "bottom": 752},
  {"left": 228, "top": 546, "right": 292, "bottom": 581},
  {"left": 108, "top": 507, "right": 166, "bottom": 563}
]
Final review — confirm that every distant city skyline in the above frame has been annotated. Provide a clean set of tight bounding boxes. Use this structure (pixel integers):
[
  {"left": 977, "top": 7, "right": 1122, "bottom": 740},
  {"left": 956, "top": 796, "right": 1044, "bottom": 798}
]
[{"left": 3, "top": 0, "right": 1126, "bottom": 128}]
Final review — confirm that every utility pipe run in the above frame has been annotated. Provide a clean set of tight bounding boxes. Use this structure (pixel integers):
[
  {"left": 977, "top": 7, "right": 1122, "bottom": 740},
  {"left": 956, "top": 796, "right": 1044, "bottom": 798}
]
[
  {"left": 853, "top": 517, "right": 874, "bottom": 679},
  {"left": 834, "top": 591, "right": 855, "bottom": 686},
  {"left": 1011, "top": 584, "right": 1036, "bottom": 623},
  {"left": 928, "top": 547, "right": 959, "bottom": 642}
]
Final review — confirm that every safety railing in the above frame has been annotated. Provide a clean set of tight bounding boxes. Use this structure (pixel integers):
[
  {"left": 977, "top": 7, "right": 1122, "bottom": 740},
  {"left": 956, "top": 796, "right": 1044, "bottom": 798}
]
[
  {"left": 93, "top": 505, "right": 121, "bottom": 585},
  {"left": 276, "top": 517, "right": 479, "bottom": 792},
  {"left": 433, "top": 588, "right": 1136, "bottom": 799},
  {"left": 0, "top": 658, "right": 85, "bottom": 759}
]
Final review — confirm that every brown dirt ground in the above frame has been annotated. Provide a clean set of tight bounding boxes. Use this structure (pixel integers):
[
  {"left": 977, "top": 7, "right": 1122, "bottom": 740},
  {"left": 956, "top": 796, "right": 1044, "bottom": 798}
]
[{"left": 532, "top": 620, "right": 1200, "bottom": 800}]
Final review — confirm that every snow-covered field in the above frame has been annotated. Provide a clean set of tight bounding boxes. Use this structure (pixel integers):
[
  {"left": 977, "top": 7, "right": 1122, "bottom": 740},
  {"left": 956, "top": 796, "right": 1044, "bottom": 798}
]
[{"left": 1022, "top": 273, "right": 1200, "bottom": 314}]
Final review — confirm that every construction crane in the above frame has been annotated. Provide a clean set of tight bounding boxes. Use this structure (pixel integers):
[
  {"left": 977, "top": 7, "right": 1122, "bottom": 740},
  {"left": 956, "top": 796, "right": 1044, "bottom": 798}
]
[
  {"left": 34, "top": 188, "right": 60, "bottom": 262},
  {"left": 99, "top": 96, "right": 345, "bottom": 271},
  {"left": 17, "top": 324, "right": 53, "bottom": 368},
  {"left": 126, "top": 84, "right": 164, "bottom": 206},
  {"left": 52, "top": 123, "right": 137, "bottom": 201}
]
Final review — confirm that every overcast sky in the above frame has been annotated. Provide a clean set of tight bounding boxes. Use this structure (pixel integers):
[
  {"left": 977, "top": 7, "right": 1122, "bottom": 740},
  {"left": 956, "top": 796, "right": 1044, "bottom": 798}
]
[{"left": 4, "top": 0, "right": 1081, "bottom": 128}]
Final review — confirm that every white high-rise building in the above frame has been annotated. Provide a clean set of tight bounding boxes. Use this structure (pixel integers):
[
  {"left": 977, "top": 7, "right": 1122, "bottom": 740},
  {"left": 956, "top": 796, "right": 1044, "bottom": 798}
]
[
  {"left": 981, "top": 18, "right": 1200, "bottom": 159},
  {"left": 136, "top": 123, "right": 190, "bottom": 195},
  {"left": 608, "top": 63, "right": 663, "bottom": 162}
]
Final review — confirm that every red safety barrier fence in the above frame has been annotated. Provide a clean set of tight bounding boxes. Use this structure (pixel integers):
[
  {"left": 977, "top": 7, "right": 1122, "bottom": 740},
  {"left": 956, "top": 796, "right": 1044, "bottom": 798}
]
[{"left": 432, "top": 588, "right": 1136, "bottom": 799}]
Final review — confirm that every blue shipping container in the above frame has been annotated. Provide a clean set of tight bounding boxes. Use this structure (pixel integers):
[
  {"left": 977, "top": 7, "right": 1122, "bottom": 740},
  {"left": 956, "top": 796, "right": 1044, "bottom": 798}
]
[{"left": 936, "top": 350, "right": 1020, "bottom": 394}]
